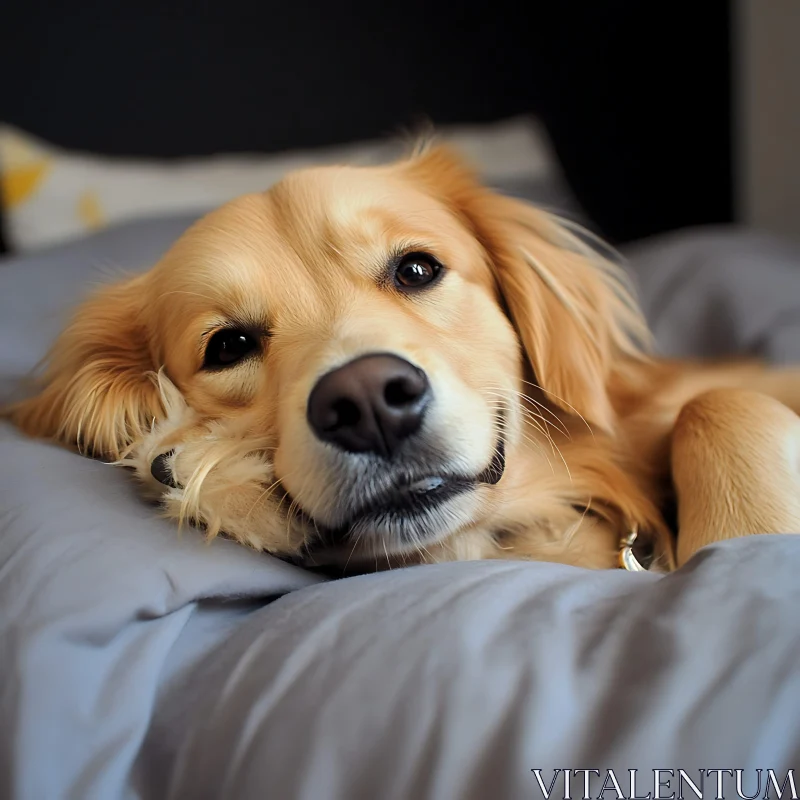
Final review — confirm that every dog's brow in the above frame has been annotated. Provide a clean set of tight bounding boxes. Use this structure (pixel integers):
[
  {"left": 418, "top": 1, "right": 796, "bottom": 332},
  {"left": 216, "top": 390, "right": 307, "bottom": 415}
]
[{"left": 205, "top": 310, "right": 270, "bottom": 336}]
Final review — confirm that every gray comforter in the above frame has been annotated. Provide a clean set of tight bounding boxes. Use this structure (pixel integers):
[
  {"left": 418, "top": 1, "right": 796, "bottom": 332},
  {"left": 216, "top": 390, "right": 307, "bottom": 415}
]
[{"left": 1, "top": 216, "right": 799, "bottom": 799}]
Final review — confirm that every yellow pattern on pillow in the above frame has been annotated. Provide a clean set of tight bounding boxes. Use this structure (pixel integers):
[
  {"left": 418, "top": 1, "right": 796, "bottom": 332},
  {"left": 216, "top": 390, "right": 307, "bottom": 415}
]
[{"left": 0, "top": 127, "right": 52, "bottom": 208}]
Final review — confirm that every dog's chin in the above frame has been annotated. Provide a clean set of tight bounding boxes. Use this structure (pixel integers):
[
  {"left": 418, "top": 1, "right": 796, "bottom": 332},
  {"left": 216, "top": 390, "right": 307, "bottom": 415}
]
[{"left": 292, "top": 436, "right": 506, "bottom": 566}]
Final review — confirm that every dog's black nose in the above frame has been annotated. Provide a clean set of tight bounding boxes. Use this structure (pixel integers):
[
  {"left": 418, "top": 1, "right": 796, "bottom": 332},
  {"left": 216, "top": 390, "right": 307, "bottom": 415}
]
[{"left": 307, "top": 354, "right": 431, "bottom": 457}]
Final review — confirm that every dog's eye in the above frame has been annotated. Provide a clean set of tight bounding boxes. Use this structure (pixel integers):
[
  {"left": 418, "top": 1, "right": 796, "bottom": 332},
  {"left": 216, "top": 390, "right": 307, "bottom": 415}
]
[
  {"left": 394, "top": 253, "right": 441, "bottom": 289},
  {"left": 203, "top": 328, "right": 259, "bottom": 369}
]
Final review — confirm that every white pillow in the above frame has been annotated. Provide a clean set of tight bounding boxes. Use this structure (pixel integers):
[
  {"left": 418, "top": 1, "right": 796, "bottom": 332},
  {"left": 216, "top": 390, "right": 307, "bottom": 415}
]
[{"left": 0, "top": 116, "right": 559, "bottom": 252}]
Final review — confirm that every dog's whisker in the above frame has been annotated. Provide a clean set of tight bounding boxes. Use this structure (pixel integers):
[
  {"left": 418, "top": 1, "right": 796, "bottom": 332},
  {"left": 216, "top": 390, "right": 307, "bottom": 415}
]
[
  {"left": 482, "top": 396, "right": 557, "bottom": 468},
  {"left": 244, "top": 475, "right": 285, "bottom": 523},
  {"left": 482, "top": 385, "right": 571, "bottom": 440},
  {"left": 485, "top": 383, "right": 571, "bottom": 439},
  {"left": 484, "top": 394, "right": 556, "bottom": 473},
  {"left": 520, "top": 377, "right": 595, "bottom": 437},
  {"left": 416, "top": 537, "right": 435, "bottom": 564},
  {"left": 515, "top": 403, "right": 572, "bottom": 480},
  {"left": 343, "top": 525, "right": 367, "bottom": 572},
  {"left": 490, "top": 399, "right": 570, "bottom": 480},
  {"left": 562, "top": 496, "right": 593, "bottom": 546},
  {"left": 284, "top": 469, "right": 315, "bottom": 548},
  {"left": 519, "top": 430, "right": 556, "bottom": 475},
  {"left": 514, "top": 392, "right": 571, "bottom": 439},
  {"left": 382, "top": 537, "right": 392, "bottom": 571}
]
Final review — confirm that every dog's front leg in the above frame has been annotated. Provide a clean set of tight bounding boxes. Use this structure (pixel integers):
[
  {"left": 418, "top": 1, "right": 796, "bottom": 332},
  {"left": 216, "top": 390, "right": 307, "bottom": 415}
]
[{"left": 671, "top": 388, "right": 800, "bottom": 566}]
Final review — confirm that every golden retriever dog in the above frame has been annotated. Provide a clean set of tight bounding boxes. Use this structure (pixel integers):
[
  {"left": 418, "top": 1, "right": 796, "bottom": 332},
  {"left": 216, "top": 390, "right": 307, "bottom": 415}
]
[{"left": 8, "top": 145, "right": 800, "bottom": 572}]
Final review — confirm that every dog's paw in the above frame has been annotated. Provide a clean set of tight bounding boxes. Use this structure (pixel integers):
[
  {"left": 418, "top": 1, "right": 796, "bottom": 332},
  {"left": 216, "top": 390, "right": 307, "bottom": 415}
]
[{"left": 120, "top": 373, "right": 305, "bottom": 556}]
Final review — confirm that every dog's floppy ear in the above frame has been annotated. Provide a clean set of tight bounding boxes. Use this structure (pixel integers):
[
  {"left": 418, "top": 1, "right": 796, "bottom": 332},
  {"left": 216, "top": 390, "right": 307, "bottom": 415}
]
[
  {"left": 7, "top": 274, "right": 162, "bottom": 459},
  {"left": 405, "top": 145, "right": 650, "bottom": 432}
]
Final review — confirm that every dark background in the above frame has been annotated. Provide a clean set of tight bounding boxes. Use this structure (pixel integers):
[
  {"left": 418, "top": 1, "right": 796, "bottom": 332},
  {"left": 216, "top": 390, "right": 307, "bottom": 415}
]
[{"left": 0, "top": 1, "right": 732, "bottom": 252}]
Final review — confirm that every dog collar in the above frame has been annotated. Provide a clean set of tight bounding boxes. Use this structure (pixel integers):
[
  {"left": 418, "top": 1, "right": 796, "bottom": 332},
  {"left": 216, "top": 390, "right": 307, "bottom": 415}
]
[{"left": 618, "top": 525, "right": 650, "bottom": 571}]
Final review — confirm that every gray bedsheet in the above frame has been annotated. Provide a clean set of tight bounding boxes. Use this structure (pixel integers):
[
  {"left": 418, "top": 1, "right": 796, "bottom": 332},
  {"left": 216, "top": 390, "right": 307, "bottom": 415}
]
[{"left": 1, "top": 216, "right": 800, "bottom": 799}]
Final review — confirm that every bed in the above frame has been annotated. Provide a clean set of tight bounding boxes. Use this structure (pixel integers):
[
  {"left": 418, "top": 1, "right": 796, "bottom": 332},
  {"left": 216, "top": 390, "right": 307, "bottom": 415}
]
[{"left": 4, "top": 4, "right": 800, "bottom": 798}]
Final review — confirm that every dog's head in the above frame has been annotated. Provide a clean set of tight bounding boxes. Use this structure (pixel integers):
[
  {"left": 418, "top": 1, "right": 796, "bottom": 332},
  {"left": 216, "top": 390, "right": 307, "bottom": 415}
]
[{"left": 9, "top": 146, "right": 648, "bottom": 562}]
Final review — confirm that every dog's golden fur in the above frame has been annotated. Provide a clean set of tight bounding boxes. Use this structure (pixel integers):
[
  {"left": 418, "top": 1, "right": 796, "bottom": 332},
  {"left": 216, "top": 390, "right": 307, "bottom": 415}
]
[{"left": 8, "top": 145, "right": 800, "bottom": 571}]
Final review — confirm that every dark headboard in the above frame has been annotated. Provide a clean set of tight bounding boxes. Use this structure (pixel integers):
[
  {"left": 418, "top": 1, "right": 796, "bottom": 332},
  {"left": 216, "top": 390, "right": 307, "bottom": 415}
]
[{"left": 0, "top": 1, "right": 732, "bottom": 252}]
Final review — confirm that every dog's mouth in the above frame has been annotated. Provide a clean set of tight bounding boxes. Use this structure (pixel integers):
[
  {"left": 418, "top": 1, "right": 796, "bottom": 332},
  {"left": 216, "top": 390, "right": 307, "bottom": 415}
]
[
  {"left": 148, "top": 412, "right": 507, "bottom": 563},
  {"left": 283, "top": 433, "right": 506, "bottom": 554}
]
